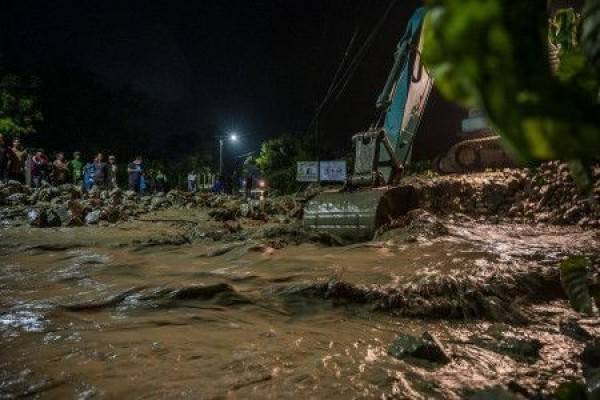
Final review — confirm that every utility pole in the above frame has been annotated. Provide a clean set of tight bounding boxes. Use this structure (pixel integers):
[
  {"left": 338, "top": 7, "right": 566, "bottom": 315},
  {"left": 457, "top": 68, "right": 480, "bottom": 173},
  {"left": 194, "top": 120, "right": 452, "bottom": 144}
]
[
  {"left": 219, "top": 138, "right": 224, "bottom": 176},
  {"left": 218, "top": 133, "right": 238, "bottom": 177}
]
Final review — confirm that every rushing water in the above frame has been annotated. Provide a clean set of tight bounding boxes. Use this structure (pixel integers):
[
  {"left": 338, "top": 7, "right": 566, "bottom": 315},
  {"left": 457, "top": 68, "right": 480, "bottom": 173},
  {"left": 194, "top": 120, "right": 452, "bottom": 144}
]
[{"left": 0, "top": 210, "right": 598, "bottom": 399}]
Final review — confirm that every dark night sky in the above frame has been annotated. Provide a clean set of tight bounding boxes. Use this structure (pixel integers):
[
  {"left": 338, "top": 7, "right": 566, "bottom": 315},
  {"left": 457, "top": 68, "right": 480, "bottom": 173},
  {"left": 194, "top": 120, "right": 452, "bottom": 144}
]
[{"left": 1, "top": 0, "right": 463, "bottom": 163}]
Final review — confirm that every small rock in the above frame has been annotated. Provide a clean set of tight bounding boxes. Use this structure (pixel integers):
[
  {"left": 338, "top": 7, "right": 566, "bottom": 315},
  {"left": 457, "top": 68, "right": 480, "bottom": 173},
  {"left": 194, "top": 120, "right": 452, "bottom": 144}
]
[
  {"left": 388, "top": 331, "right": 450, "bottom": 364},
  {"left": 46, "top": 210, "right": 62, "bottom": 227},
  {"left": 85, "top": 210, "right": 102, "bottom": 225},
  {"left": 151, "top": 196, "right": 168, "bottom": 209},
  {"left": 67, "top": 200, "right": 86, "bottom": 225},
  {"left": 28, "top": 208, "right": 48, "bottom": 228},
  {"left": 6, "top": 192, "right": 27, "bottom": 206},
  {"left": 6, "top": 180, "right": 22, "bottom": 187}
]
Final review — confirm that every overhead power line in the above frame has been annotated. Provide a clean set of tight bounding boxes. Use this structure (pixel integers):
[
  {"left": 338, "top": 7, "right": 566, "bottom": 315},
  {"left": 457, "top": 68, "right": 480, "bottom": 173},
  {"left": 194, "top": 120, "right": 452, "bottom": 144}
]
[{"left": 306, "top": 0, "right": 399, "bottom": 135}]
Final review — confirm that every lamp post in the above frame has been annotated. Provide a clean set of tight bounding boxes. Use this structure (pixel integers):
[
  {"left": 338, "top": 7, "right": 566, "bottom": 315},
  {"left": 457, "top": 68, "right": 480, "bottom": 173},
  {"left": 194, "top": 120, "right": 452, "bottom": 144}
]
[{"left": 219, "top": 133, "right": 238, "bottom": 176}]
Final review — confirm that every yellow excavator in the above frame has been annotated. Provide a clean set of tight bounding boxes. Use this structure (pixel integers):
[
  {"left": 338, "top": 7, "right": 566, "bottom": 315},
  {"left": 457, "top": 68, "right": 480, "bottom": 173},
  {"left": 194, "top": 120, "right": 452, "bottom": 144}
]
[{"left": 303, "top": 8, "right": 515, "bottom": 242}]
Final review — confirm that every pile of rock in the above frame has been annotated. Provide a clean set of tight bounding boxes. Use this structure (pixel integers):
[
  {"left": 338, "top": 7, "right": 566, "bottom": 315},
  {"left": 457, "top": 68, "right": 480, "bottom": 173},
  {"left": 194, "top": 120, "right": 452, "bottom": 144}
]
[
  {"left": 0, "top": 177, "right": 308, "bottom": 228},
  {"left": 405, "top": 161, "right": 599, "bottom": 227},
  {"left": 2, "top": 161, "right": 598, "bottom": 229},
  {"left": 203, "top": 193, "right": 307, "bottom": 224},
  {"left": 0, "top": 181, "right": 225, "bottom": 228}
]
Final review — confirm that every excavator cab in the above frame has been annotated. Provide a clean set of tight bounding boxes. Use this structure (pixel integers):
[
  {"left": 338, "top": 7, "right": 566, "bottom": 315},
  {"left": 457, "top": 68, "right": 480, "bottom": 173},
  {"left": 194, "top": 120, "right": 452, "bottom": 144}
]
[{"left": 349, "top": 128, "right": 403, "bottom": 187}]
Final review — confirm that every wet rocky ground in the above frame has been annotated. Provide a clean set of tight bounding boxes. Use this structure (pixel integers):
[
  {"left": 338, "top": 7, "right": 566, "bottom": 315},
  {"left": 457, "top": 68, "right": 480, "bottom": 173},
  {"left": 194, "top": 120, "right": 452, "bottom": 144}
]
[{"left": 1, "top": 163, "right": 599, "bottom": 399}]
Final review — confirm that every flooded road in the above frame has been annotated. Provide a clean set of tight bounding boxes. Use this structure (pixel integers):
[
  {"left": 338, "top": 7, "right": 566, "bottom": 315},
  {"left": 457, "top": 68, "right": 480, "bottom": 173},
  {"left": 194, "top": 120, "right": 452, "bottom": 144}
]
[{"left": 1, "top": 209, "right": 599, "bottom": 399}]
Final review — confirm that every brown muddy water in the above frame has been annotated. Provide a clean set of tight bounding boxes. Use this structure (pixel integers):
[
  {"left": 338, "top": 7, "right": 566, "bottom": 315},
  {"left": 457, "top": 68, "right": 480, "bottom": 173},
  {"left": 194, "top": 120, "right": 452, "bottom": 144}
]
[{"left": 1, "top": 209, "right": 599, "bottom": 399}]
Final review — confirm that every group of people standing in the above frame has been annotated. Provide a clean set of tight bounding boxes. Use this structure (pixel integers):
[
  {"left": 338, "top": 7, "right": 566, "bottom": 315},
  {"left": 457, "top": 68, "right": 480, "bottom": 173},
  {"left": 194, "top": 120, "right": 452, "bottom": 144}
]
[
  {"left": 0, "top": 134, "right": 166, "bottom": 194},
  {"left": 126, "top": 156, "right": 169, "bottom": 194},
  {"left": 194, "top": 170, "right": 255, "bottom": 199},
  {"left": 24, "top": 149, "right": 119, "bottom": 191}
]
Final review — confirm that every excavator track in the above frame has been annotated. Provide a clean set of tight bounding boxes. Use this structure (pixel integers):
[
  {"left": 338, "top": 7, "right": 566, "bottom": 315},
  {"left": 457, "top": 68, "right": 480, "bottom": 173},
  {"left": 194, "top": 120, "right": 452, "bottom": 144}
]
[{"left": 434, "top": 135, "right": 516, "bottom": 174}]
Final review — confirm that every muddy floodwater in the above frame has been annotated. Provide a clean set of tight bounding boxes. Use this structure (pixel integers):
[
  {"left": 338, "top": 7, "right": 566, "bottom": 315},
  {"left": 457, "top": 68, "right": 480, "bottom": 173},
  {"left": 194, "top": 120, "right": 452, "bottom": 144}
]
[{"left": 1, "top": 209, "right": 599, "bottom": 399}]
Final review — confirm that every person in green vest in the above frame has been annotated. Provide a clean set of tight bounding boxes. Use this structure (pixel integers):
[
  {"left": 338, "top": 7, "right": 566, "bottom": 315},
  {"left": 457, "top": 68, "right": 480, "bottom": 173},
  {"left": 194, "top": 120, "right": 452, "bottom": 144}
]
[
  {"left": 67, "top": 151, "right": 84, "bottom": 185},
  {"left": 155, "top": 169, "right": 168, "bottom": 193}
]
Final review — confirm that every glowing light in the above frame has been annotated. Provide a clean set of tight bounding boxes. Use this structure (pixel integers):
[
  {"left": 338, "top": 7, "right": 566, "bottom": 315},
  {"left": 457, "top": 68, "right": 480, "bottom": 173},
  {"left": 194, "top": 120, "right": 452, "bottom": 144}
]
[
  {"left": 258, "top": 179, "right": 266, "bottom": 188},
  {"left": 229, "top": 133, "right": 238, "bottom": 142}
]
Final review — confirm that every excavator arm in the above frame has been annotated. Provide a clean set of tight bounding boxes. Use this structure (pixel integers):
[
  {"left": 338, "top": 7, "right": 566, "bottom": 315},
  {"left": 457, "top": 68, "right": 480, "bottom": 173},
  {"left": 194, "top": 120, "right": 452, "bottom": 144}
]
[
  {"left": 350, "top": 7, "right": 433, "bottom": 186},
  {"left": 303, "top": 8, "right": 433, "bottom": 241}
]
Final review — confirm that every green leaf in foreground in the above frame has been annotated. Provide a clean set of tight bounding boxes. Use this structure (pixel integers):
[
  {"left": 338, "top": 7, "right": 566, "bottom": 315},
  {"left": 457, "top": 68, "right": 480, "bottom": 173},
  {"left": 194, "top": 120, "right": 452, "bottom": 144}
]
[{"left": 560, "top": 256, "right": 595, "bottom": 315}]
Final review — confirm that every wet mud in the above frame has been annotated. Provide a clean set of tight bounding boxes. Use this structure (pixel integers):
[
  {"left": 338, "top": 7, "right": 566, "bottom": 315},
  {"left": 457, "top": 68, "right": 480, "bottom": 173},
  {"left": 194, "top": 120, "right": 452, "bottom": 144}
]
[{"left": 1, "top": 208, "right": 599, "bottom": 399}]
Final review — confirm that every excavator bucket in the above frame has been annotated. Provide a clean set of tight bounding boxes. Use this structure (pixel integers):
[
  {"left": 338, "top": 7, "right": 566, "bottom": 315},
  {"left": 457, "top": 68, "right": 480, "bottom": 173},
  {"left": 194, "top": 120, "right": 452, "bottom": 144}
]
[{"left": 303, "top": 186, "right": 417, "bottom": 242}]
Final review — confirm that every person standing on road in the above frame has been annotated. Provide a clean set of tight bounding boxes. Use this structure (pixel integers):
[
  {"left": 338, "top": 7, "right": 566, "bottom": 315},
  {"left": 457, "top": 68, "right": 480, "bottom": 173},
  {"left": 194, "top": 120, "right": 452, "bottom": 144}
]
[
  {"left": 92, "top": 152, "right": 108, "bottom": 189},
  {"left": 0, "top": 134, "right": 8, "bottom": 183},
  {"left": 155, "top": 169, "right": 168, "bottom": 193},
  {"left": 107, "top": 155, "right": 118, "bottom": 189},
  {"left": 145, "top": 169, "right": 155, "bottom": 193},
  {"left": 68, "top": 151, "right": 84, "bottom": 185},
  {"left": 51, "top": 152, "right": 69, "bottom": 185},
  {"left": 187, "top": 170, "right": 198, "bottom": 193},
  {"left": 8, "top": 138, "right": 27, "bottom": 183},
  {"left": 211, "top": 175, "right": 224, "bottom": 193},
  {"left": 127, "top": 155, "right": 143, "bottom": 193},
  {"left": 31, "top": 149, "right": 49, "bottom": 188},
  {"left": 82, "top": 157, "right": 96, "bottom": 192}
]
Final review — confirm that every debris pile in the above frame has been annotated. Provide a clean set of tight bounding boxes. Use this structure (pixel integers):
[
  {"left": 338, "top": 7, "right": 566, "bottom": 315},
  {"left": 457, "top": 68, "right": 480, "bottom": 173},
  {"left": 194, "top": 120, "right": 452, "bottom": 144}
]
[
  {"left": 0, "top": 182, "right": 218, "bottom": 227},
  {"left": 1, "top": 161, "right": 598, "bottom": 229},
  {"left": 403, "top": 161, "right": 600, "bottom": 227}
]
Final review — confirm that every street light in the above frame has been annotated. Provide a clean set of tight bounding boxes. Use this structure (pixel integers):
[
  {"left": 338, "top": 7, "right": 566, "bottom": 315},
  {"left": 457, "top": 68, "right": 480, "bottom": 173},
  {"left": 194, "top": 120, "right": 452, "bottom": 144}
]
[{"left": 219, "top": 133, "right": 239, "bottom": 176}]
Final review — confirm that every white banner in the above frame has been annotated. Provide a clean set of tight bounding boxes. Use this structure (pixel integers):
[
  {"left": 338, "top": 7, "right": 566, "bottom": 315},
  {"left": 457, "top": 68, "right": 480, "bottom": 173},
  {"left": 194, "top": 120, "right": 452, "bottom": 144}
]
[
  {"left": 296, "top": 161, "right": 319, "bottom": 182},
  {"left": 319, "top": 161, "right": 347, "bottom": 182}
]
